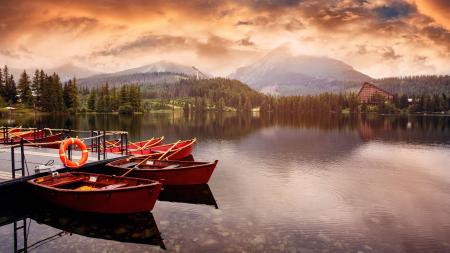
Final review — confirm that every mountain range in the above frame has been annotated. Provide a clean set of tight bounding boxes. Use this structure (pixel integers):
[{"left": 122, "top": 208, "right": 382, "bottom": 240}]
[
  {"left": 8, "top": 49, "right": 375, "bottom": 95},
  {"left": 9, "top": 63, "right": 100, "bottom": 82},
  {"left": 77, "top": 61, "right": 197, "bottom": 87}
]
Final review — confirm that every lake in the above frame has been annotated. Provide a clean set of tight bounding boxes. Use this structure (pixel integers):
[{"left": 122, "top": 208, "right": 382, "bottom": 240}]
[{"left": 1, "top": 112, "right": 450, "bottom": 252}]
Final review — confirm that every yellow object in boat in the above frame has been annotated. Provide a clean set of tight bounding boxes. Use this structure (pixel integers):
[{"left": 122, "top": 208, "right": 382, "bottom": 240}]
[{"left": 76, "top": 185, "right": 97, "bottom": 191}]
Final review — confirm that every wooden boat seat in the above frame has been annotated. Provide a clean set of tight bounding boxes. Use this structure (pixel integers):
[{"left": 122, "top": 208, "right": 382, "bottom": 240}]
[
  {"left": 99, "top": 183, "right": 128, "bottom": 190},
  {"left": 46, "top": 177, "right": 86, "bottom": 188},
  {"left": 116, "top": 162, "right": 138, "bottom": 168},
  {"left": 161, "top": 164, "right": 180, "bottom": 170}
]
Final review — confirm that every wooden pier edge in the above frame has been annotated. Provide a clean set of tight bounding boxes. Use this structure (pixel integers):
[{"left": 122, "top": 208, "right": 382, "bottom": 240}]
[{"left": 0, "top": 157, "right": 127, "bottom": 204}]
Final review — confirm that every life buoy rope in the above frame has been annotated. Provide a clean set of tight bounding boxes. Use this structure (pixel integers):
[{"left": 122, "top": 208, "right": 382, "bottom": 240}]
[{"left": 59, "top": 137, "right": 89, "bottom": 168}]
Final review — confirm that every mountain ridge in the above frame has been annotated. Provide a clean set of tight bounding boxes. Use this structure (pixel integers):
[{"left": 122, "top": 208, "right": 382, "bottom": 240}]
[{"left": 229, "top": 47, "right": 372, "bottom": 95}]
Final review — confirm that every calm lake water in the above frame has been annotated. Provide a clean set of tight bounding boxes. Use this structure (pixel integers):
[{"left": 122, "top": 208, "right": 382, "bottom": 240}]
[{"left": 1, "top": 112, "right": 450, "bottom": 252}]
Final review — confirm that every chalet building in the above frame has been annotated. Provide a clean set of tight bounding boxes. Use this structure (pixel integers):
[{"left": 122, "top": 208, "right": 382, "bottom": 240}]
[{"left": 357, "top": 82, "right": 393, "bottom": 104}]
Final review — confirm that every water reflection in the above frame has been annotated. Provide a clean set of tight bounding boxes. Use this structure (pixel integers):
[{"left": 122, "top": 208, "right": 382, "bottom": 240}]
[
  {"left": 1, "top": 203, "right": 165, "bottom": 252},
  {"left": 1, "top": 112, "right": 449, "bottom": 145},
  {"left": 0, "top": 182, "right": 219, "bottom": 252},
  {"left": 159, "top": 184, "right": 218, "bottom": 209},
  {"left": 1, "top": 112, "right": 450, "bottom": 252}
]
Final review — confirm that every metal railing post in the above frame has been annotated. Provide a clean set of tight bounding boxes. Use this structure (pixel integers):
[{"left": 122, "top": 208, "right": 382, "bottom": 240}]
[
  {"left": 2, "top": 127, "right": 6, "bottom": 144},
  {"left": 125, "top": 133, "right": 128, "bottom": 155},
  {"left": 103, "top": 130, "right": 106, "bottom": 160},
  {"left": 20, "top": 138, "right": 25, "bottom": 177},
  {"left": 5, "top": 126, "right": 8, "bottom": 144},
  {"left": 11, "top": 141, "right": 15, "bottom": 179},
  {"left": 97, "top": 131, "right": 101, "bottom": 161},
  {"left": 120, "top": 133, "right": 123, "bottom": 155},
  {"left": 91, "top": 130, "right": 94, "bottom": 152}
]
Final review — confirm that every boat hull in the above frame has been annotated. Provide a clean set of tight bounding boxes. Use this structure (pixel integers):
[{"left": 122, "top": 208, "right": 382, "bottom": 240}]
[
  {"left": 106, "top": 160, "right": 218, "bottom": 185},
  {"left": 28, "top": 172, "right": 162, "bottom": 214},
  {"left": 88, "top": 137, "right": 164, "bottom": 154},
  {"left": 130, "top": 139, "right": 196, "bottom": 160},
  {"left": 3, "top": 132, "right": 63, "bottom": 148}
]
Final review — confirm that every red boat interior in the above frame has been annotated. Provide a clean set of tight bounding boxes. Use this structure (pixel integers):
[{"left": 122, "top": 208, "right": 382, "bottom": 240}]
[
  {"left": 150, "top": 139, "right": 195, "bottom": 152},
  {"left": 32, "top": 173, "right": 153, "bottom": 191},
  {"left": 109, "top": 159, "right": 208, "bottom": 170}
]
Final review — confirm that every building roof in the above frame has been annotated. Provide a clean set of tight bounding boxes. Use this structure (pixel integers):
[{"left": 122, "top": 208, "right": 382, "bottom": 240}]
[{"left": 357, "top": 82, "right": 393, "bottom": 97}]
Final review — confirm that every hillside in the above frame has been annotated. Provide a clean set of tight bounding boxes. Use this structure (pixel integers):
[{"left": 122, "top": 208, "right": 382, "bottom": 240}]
[
  {"left": 140, "top": 77, "right": 265, "bottom": 108},
  {"left": 9, "top": 63, "right": 100, "bottom": 82},
  {"left": 78, "top": 61, "right": 199, "bottom": 87},
  {"left": 374, "top": 75, "right": 450, "bottom": 95}
]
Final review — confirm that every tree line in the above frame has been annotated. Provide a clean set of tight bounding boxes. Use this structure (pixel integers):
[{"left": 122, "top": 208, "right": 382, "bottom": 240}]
[
  {"left": 370, "top": 93, "right": 450, "bottom": 114},
  {"left": 2, "top": 64, "right": 449, "bottom": 115},
  {"left": 376, "top": 75, "right": 450, "bottom": 95},
  {"left": 0, "top": 66, "right": 78, "bottom": 112},
  {"left": 85, "top": 84, "right": 142, "bottom": 114}
]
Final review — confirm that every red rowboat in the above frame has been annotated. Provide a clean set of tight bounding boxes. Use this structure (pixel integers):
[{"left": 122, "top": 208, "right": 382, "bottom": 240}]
[
  {"left": 0, "top": 129, "right": 40, "bottom": 142},
  {"left": 2, "top": 130, "right": 63, "bottom": 148},
  {"left": 130, "top": 139, "right": 196, "bottom": 159},
  {"left": 28, "top": 172, "right": 162, "bottom": 214},
  {"left": 89, "top": 136, "right": 164, "bottom": 154},
  {"left": 0, "top": 127, "right": 21, "bottom": 139},
  {"left": 106, "top": 159, "right": 218, "bottom": 185}
]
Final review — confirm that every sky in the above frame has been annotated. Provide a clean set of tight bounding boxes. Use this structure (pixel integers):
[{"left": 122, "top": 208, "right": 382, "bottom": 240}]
[{"left": 0, "top": 0, "right": 449, "bottom": 78}]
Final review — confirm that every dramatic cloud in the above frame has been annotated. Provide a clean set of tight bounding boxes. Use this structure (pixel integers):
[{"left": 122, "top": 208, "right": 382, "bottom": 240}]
[
  {"left": 0, "top": 0, "right": 448, "bottom": 77},
  {"left": 93, "top": 34, "right": 191, "bottom": 57}
]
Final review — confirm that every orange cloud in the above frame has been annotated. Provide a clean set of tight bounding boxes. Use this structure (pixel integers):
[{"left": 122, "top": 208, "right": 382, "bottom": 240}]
[
  {"left": 0, "top": 0, "right": 448, "bottom": 77},
  {"left": 413, "top": 0, "right": 450, "bottom": 29}
]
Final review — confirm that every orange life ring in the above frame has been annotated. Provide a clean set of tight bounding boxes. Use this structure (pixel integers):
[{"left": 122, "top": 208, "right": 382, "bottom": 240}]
[{"left": 59, "top": 138, "right": 89, "bottom": 169}]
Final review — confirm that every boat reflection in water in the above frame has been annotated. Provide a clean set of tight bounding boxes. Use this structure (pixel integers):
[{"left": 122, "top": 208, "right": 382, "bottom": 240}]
[
  {"left": 1, "top": 203, "right": 165, "bottom": 252},
  {"left": 159, "top": 184, "right": 218, "bottom": 209},
  {"left": 0, "top": 182, "right": 218, "bottom": 252}
]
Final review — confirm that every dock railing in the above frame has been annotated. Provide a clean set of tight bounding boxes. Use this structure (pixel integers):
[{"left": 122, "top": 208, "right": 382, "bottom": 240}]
[{"left": 0, "top": 126, "right": 129, "bottom": 179}]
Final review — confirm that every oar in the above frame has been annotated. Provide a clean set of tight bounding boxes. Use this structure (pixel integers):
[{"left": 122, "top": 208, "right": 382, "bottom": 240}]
[
  {"left": 164, "top": 138, "right": 196, "bottom": 160},
  {"left": 157, "top": 140, "right": 181, "bottom": 161},
  {"left": 9, "top": 130, "right": 32, "bottom": 139},
  {"left": 133, "top": 137, "right": 155, "bottom": 151},
  {"left": 120, "top": 140, "right": 181, "bottom": 177}
]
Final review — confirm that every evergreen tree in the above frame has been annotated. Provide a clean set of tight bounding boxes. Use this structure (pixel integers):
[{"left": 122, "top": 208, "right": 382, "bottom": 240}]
[
  {"left": 31, "top": 70, "right": 41, "bottom": 108},
  {"left": 110, "top": 87, "right": 119, "bottom": 111},
  {"left": 88, "top": 89, "right": 97, "bottom": 111},
  {"left": 0, "top": 67, "right": 4, "bottom": 99},
  {"left": 52, "top": 73, "right": 64, "bottom": 111},
  {"left": 63, "top": 81, "right": 70, "bottom": 109},
  {"left": 5, "top": 75, "right": 18, "bottom": 104},
  {"left": 120, "top": 85, "right": 129, "bottom": 105},
  {"left": 217, "top": 97, "right": 225, "bottom": 111},
  {"left": 17, "top": 71, "right": 33, "bottom": 107},
  {"left": 129, "top": 85, "right": 141, "bottom": 112},
  {"left": 63, "top": 78, "right": 79, "bottom": 112},
  {"left": 243, "top": 98, "right": 252, "bottom": 112}
]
